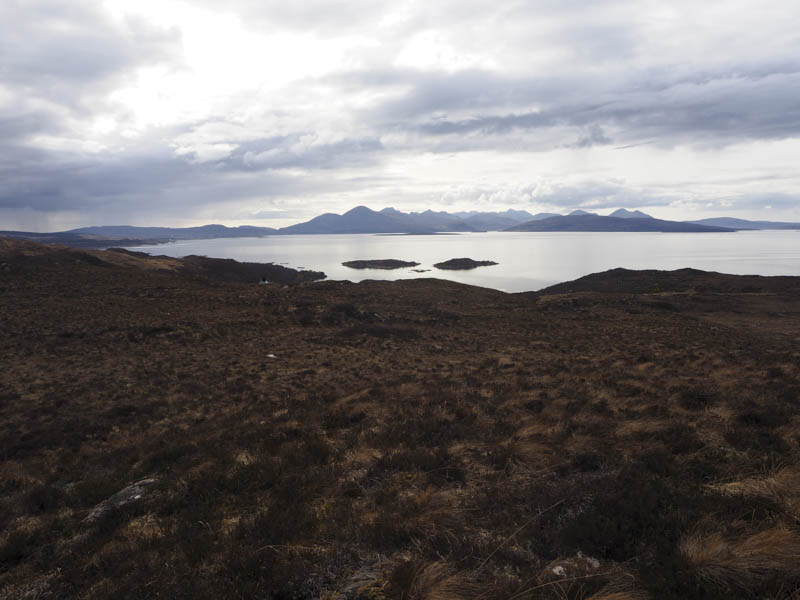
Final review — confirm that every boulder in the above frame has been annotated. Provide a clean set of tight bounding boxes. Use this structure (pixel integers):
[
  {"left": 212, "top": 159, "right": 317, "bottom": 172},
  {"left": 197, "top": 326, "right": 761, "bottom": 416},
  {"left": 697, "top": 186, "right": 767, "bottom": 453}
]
[{"left": 83, "top": 478, "right": 157, "bottom": 524}]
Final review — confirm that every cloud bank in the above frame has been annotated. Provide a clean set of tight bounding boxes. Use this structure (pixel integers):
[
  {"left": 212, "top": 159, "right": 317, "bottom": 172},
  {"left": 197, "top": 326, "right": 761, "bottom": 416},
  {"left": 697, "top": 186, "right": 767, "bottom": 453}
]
[{"left": 1, "top": 0, "right": 799, "bottom": 229}]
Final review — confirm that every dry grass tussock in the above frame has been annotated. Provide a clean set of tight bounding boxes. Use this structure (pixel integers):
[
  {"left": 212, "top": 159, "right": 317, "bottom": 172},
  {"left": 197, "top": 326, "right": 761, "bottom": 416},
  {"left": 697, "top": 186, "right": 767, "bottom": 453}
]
[
  {"left": 710, "top": 466, "right": 800, "bottom": 519},
  {"left": 681, "top": 526, "right": 800, "bottom": 591},
  {"left": 587, "top": 591, "right": 647, "bottom": 600},
  {"left": 504, "top": 579, "right": 647, "bottom": 600},
  {"left": 514, "top": 558, "right": 646, "bottom": 600},
  {"left": 403, "top": 562, "right": 478, "bottom": 600}
]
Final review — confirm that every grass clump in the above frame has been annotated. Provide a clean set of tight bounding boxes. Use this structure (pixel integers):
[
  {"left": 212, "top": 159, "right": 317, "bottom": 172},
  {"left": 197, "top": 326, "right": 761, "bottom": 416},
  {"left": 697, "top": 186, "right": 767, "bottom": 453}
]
[{"left": 682, "top": 527, "right": 800, "bottom": 593}]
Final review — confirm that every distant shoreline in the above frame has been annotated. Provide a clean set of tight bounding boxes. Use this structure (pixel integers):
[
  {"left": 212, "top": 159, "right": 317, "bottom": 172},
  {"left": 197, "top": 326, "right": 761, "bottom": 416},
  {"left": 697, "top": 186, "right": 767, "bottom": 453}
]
[
  {"left": 5, "top": 206, "right": 799, "bottom": 247},
  {"left": 6, "top": 227, "right": 796, "bottom": 251}
]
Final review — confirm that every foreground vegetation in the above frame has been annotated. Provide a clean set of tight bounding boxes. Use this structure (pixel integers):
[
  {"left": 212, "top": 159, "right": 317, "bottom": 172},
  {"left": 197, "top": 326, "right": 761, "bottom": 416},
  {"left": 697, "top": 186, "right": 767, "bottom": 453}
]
[{"left": 1, "top": 238, "right": 800, "bottom": 599}]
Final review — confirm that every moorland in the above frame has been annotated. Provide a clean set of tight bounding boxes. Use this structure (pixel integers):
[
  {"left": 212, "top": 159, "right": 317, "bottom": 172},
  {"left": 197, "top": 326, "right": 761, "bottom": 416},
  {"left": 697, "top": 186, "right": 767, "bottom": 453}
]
[{"left": 2, "top": 237, "right": 800, "bottom": 599}]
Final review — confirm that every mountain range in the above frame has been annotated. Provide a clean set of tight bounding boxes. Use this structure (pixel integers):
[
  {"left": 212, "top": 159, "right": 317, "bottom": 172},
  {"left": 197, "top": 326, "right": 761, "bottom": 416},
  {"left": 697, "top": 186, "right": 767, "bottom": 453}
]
[
  {"left": 686, "top": 217, "right": 800, "bottom": 230},
  {"left": 2, "top": 207, "right": 798, "bottom": 246},
  {"left": 505, "top": 214, "right": 734, "bottom": 233},
  {"left": 0, "top": 224, "right": 276, "bottom": 248},
  {"left": 72, "top": 224, "right": 277, "bottom": 239},
  {"left": 277, "top": 206, "right": 799, "bottom": 234}
]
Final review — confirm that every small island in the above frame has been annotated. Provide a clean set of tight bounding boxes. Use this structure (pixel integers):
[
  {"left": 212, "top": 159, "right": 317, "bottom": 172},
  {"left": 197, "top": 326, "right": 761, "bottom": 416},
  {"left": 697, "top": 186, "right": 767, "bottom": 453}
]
[
  {"left": 433, "top": 258, "right": 499, "bottom": 270},
  {"left": 342, "top": 259, "right": 420, "bottom": 270}
]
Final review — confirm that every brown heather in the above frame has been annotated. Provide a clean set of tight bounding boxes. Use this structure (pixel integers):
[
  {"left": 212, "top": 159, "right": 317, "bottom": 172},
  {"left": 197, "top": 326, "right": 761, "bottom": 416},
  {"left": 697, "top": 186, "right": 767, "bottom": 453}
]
[{"left": 2, "top": 238, "right": 800, "bottom": 599}]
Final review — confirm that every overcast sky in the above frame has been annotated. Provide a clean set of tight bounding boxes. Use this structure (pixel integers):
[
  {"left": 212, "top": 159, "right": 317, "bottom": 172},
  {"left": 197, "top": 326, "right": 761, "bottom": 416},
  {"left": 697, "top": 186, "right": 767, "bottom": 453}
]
[{"left": 2, "top": 0, "right": 800, "bottom": 230}]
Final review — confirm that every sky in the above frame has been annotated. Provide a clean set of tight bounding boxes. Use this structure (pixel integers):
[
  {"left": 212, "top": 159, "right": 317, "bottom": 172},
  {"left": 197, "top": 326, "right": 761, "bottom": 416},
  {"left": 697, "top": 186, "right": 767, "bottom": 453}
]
[{"left": 2, "top": 0, "right": 800, "bottom": 231}]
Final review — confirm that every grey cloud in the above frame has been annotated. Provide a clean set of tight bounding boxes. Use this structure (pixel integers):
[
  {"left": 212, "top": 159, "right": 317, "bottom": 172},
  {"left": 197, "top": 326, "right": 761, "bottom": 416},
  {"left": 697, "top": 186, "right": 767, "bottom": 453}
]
[
  {"left": 0, "top": 0, "right": 180, "bottom": 114},
  {"left": 574, "top": 125, "right": 613, "bottom": 148},
  {"left": 417, "top": 109, "right": 555, "bottom": 136},
  {"left": 220, "top": 135, "right": 384, "bottom": 171},
  {"left": 219, "top": 0, "right": 618, "bottom": 35},
  {"left": 532, "top": 182, "right": 675, "bottom": 210},
  {"left": 0, "top": 146, "right": 190, "bottom": 212},
  {"left": 343, "top": 56, "right": 800, "bottom": 142},
  {"left": 356, "top": 64, "right": 800, "bottom": 149},
  {"left": 1, "top": 1, "right": 179, "bottom": 77},
  {"left": 0, "top": 111, "right": 61, "bottom": 142},
  {"left": 729, "top": 193, "right": 800, "bottom": 211},
  {"left": 435, "top": 180, "right": 679, "bottom": 212},
  {"left": 0, "top": 139, "right": 376, "bottom": 225},
  {"left": 377, "top": 70, "right": 538, "bottom": 121},
  {"left": 245, "top": 209, "right": 295, "bottom": 219},
  {"left": 190, "top": 0, "right": 395, "bottom": 34}
]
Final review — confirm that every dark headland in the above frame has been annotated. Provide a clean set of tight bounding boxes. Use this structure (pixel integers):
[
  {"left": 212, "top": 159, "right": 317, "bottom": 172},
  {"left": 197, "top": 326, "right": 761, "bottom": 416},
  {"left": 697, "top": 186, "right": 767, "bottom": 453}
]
[{"left": 2, "top": 236, "right": 800, "bottom": 598}]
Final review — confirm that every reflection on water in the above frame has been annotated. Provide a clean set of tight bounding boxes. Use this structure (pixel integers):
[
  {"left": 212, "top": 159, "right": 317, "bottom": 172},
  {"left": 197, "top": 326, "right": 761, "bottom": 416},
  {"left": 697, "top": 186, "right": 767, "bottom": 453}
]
[{"left": 128, "top": 230, "right": 800, "bottom": 293}]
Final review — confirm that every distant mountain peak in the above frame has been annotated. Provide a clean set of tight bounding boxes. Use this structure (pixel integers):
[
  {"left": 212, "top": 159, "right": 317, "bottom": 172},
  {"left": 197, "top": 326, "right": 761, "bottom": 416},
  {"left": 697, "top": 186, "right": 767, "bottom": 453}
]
[
  {"left": 501, "top": 209, "right": 536, "bottom": 221},
  {"left": 610, "top": 208, "right": 653, "bottom": 219},
  {"left": 344, "top": 205, "right": 375, "bottom": 216},
  {"left": 569, "top": 209, "right": 595, "bottom": 216}
]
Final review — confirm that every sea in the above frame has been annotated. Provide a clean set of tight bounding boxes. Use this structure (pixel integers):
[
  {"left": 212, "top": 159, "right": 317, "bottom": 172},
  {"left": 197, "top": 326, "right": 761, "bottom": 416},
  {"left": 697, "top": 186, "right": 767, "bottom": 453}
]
[{"left": 126, "top": 230, "right": 800, "bottom": 293}]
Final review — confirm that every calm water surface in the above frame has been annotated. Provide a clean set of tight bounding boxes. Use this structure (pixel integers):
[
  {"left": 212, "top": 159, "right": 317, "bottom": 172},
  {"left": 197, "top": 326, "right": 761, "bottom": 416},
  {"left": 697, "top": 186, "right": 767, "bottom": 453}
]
[{"left": 128, "top": 230, "right": 800, "bottom": 292}]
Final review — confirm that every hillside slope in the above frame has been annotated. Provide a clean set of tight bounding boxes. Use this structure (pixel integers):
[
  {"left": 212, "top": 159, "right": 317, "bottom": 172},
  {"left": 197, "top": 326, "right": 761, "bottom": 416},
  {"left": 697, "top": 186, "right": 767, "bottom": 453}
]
[{"left": 2, "top": 238, "right": 800, "bottom": 599}]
